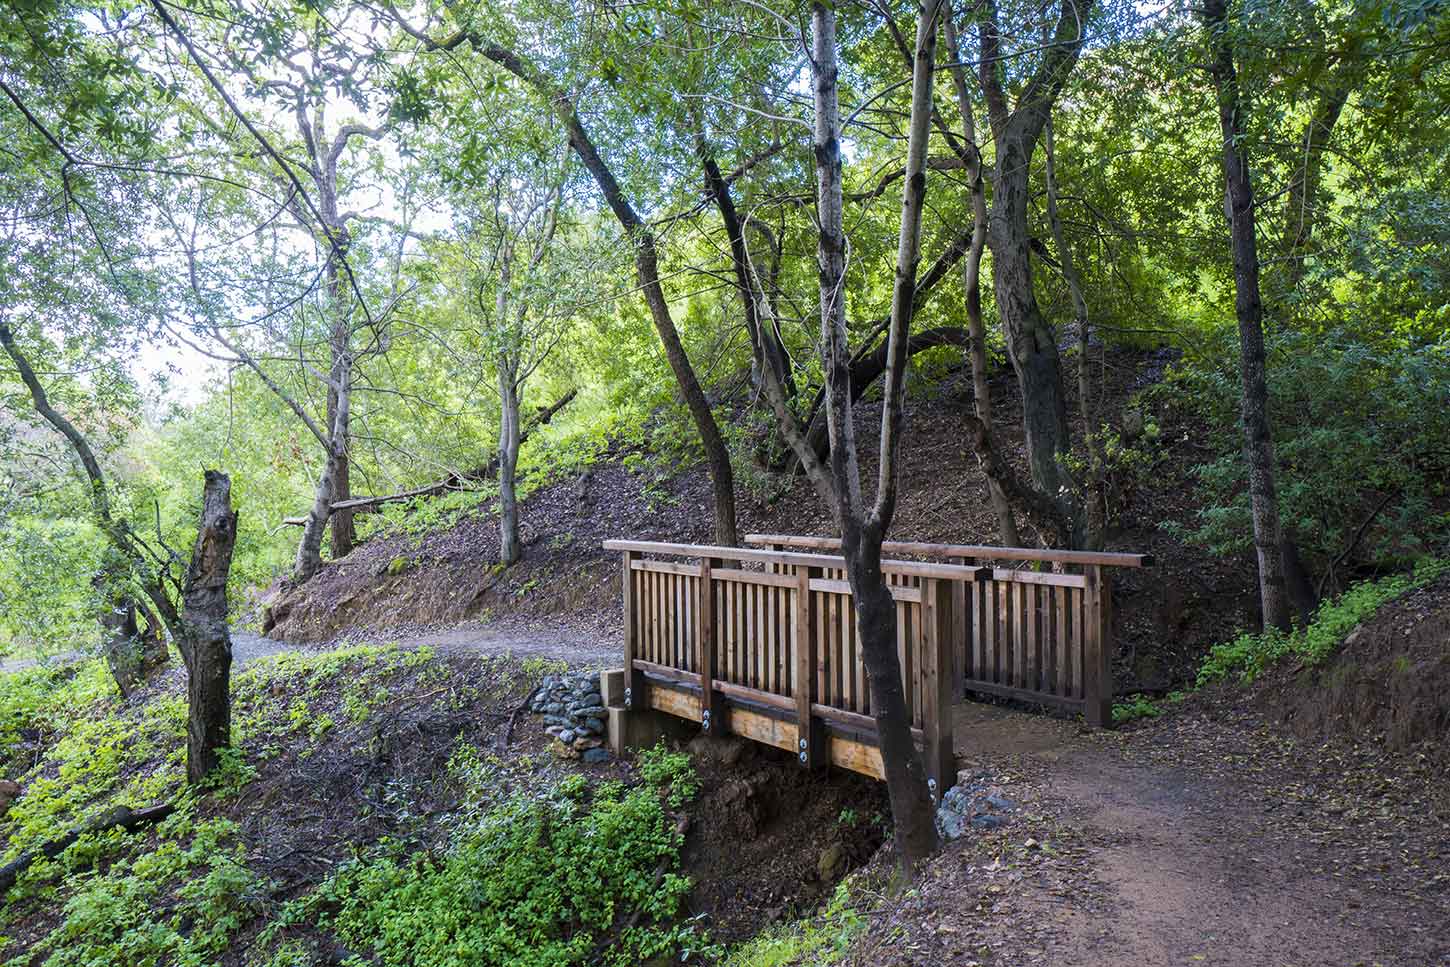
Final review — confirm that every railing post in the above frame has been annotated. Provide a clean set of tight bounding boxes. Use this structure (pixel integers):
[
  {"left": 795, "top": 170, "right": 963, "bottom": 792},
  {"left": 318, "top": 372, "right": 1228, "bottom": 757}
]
[
  {"left": 1083, "top": 564, "right": 1113, "bottom": 728},
  {"left": 795, "top": 565, "right": 826, "bottom": 771},
  {"left": 622, "top": 549, "right": 646, "bottom": 710},
  {"left": 698, "top": 557, "right": 724, "bottom": 735},
  {"left": 922, "top": 577, "right": 956, "bottom": 800},
  {"left": 951, "top": 556, "right": 970, "bottom": 696}
]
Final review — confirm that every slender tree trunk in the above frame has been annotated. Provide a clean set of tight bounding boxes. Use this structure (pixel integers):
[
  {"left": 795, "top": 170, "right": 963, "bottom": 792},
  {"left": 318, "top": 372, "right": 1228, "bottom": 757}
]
[
  {"left": 1043, "top": 112, "right": 1105, "bottom": 549},
  {"left": 943, "top": 13, "right": 1020, "bottom": 547},
  {"left": 698, "top": 140, "right": 793, "bottom": 401},
  {"left": 294, "top": 358, "right": 349, "bottom": 582},
  {"left": 1203, "top": 0, "right": 1292, "bottom": 632},
  {"left": 460, "top": 41, "right": 739, "bottom": 545},
  {"left": 180, "top": 470, "right": 238, "bottom": 783},
  {"left": 323, "top": 221, "right": 355, "bottom": 561},
  {"left": 812, "top": 0, "right": 944, "bottom": 874},
  {"left": 498, "top": 363, "right": 522, "bottom": 566}
]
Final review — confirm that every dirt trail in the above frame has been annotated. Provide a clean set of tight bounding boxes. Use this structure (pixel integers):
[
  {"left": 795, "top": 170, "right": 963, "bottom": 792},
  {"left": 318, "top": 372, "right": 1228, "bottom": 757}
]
[
  {"left": 950, "top": 702, "right": 1448, "bottom": 967},
  {"left": 3, "top": 620, "right": 617, "bottom": 676},
  {"left": 235, "top": 619, "right": 619, "bottom": 669}
]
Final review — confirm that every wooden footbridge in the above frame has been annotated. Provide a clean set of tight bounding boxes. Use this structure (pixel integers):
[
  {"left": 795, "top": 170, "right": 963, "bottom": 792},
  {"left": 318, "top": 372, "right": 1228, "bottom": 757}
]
[{"left": 602, "top": 534, "right": 1150, "bottom": 793}]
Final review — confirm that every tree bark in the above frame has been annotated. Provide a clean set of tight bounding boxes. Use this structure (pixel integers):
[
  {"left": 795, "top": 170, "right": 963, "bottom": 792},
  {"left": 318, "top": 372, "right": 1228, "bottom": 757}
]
[
  {"left": 497, "top": 368, "right": 521, "bottom": 565},
  {"left": 294, "top": 357, "right": 349, "bottom": 582},
  {"left": 812, "top": 0, "right": 945, "bottom": 874},
  {"left": 1043, "top": 111, "right": 1105, "bottom": 549},
  {"left": 1202, "top": 0, "right": 1292, "bottom": 632},
  {"left": 180, "top": 470, "right": 238, "bottom": 783},
  {"left": 978, "top": 0, "right": 1097, "bottom": 541},
  {"left": 98, "top": 596, "right": 167, "bottom": 698},
  {"left": 943, "top": 11, "right": 1020, "bottom": 547}
]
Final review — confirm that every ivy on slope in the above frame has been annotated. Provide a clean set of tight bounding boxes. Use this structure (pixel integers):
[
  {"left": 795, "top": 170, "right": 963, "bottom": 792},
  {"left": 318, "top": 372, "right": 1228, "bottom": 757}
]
[{"left": 1196, "top": 557, "right": 1449, "bottom": 686}]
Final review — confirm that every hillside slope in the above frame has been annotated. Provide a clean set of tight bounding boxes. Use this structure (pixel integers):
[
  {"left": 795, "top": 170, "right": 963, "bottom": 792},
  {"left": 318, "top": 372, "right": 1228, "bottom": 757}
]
[{"left": 262, "top": 347, "right": 1253, "bottom": 692}]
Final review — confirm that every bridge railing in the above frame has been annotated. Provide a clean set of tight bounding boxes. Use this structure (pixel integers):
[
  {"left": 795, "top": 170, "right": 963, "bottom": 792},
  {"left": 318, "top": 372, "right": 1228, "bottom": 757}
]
[
  {"left": 745, "top": 534, "right": 1152, "bottom": 727},
  {"left": 602, "top": 540, "right": 987, "bottom": 790}
]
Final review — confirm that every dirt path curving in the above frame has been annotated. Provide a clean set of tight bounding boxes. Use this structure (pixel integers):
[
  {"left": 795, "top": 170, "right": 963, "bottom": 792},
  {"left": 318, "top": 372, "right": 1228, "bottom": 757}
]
[{"left": 945, "top": 701, "right": 1449, "bottom": 967}]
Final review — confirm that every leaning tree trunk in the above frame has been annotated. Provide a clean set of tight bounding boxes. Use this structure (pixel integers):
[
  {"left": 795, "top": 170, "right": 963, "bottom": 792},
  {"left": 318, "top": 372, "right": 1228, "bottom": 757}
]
[
  {"left": 1203, "top": 0, "right": 1292, "bottom": 632},
  {"left": 180, "top": 470, "right": 238, "bottom": 783},
  {"left": 462, "top": 40, "right": 739, "bottom": 546}
]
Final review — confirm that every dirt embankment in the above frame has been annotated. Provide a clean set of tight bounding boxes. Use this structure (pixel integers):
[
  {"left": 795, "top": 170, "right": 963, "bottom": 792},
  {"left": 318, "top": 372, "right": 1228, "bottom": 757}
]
[
  {"left": 261, "top": 347, "right": 1255, "bottom": 693},
  {"left": 1263, "top": 571, "right": 1450, "bottom": 766}
]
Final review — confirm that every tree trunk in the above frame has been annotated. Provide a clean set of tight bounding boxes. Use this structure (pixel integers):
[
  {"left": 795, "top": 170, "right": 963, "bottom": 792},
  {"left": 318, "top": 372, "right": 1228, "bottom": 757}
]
[
  {"left": 324, "top": 219, "right": 355, "bottom": 561},
  {"left": 1203, "top": 0, "right": 1292, "bottom": 632},
  {"left": 698, "top": 140, "right": 794, "bottom": 401},
  {"left": 943, "top": 12, "right": 1020, "bottom": 547},
  {"left": 294, "top": 358, "right": 349, "bottom": 582},
  {"left": 1043, "top": 111, "right": 1105, "bottom": 549},
  {"left": 812, "top": 0, "right": 944, "bottom": 875},
  {"left": 180, "top": 470, "right": 238, "bottom": 783},
  {"left": 988, "top": 133, "right": 1074, "bottom": 506},
  {"left": 977, "top": 0, "right": 1098, "bottom": 544},
  {"left": 99, "top": 597, "right": 145, "bottom": 698},
  {"left": 498, "top": 364, "right": 522, "bottom": 566},
  {"left": 451, "top": 40, "right": 739, "bottom": 546}
]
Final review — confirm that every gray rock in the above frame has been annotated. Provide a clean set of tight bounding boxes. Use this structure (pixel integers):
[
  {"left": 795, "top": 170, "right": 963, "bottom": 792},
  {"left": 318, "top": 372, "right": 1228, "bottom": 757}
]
[
  {"left": 983, "top": 794, "right": 1015, "bottom": 812},
  {"left": 581, "top": 747, "right": 610, "bottom": 764},
  {"left": 545, "top": 725, "right": 565, "bottom": 737},
  {"left": 971, "top": 813, "right": 1010, "bottom": 830},
  {"left": 558, "top": 729, "right": 576, "bottom": 744},
  {"left": 544, "top": 714, "right": 572, "bottom": 728},
  {"left": 572, "top": 705, "right": 607, "bottom": 718},
  {"left": 584, "top": 717, "right": 605, "bottom": 734}
]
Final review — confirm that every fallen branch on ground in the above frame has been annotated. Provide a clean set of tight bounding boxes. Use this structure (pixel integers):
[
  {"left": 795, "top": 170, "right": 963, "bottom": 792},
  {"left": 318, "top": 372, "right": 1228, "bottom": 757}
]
[{"left": 0, "top": 802, "right": 176, "bottom": 893}]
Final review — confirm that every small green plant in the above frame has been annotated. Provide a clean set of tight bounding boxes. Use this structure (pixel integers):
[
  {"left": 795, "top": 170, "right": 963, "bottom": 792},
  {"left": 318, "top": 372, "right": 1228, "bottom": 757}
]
[
  {"left": 724, "top": 877, "right": 868, "bottom": 967},
  {"left": 1197, "top": 557, "right": 1448, "bottom": 686},
  {"left": 1111, "top": 693, "right": 1163, "bottom": 724},
  {"left": 636, "top": 741, "right": 699, "bottom": 808}
]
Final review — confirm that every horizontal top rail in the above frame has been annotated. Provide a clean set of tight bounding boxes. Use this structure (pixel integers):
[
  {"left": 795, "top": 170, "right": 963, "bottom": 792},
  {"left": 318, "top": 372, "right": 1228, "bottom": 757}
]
[
  {"left": 602, "top": 539, "right": 990, "bottom": 582},
  {"left": 743, "top": 533, "right": 1153, "bottom": 569}
]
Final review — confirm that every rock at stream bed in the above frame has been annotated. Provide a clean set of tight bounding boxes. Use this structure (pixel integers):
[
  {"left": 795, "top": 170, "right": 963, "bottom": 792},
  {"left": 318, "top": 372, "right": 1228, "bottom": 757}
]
[{"left": 937, "top": 775, "right": 1017, "bottom": 841}]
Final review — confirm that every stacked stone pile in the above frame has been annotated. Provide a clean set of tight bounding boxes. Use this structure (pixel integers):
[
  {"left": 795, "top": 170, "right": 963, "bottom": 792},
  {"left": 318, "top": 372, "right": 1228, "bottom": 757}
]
[
  {"left": 935, "top": 770, "right": 1017, "bottom": 840},
  {"left": 530, "top": 672, "right": 611, "bottom": 764}
]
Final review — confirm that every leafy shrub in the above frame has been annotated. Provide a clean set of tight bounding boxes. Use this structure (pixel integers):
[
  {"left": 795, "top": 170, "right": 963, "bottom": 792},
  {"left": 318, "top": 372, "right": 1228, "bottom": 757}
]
[
  {"left": 1154, "top": 328, "right": 1450, "bottom": 568},
  {"left": 11, "top": 812, "right": 264, "bottom": 967},
  {"left": 302, "top": 758, "right": 707, "bottom": 967},
  {"left": 1197, "top": 557, "right": 1448, "bottom": 686}
]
